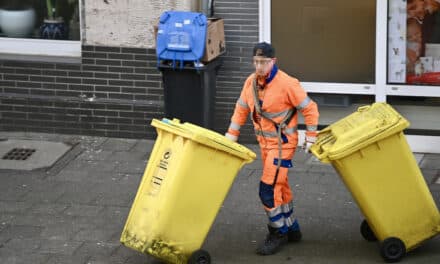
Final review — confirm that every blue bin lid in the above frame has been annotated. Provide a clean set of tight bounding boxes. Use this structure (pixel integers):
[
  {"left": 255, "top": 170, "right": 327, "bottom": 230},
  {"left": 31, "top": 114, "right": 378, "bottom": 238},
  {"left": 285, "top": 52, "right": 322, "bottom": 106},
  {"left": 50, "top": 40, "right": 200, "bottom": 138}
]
[{"left": 156, "top": 11, "right": 207, "bottom": 67}]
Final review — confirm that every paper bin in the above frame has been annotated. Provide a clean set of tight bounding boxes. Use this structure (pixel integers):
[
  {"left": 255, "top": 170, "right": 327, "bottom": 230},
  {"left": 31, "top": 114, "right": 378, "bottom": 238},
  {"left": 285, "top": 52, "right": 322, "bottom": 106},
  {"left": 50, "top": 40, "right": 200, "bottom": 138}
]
[
  {"left": 120, "top": 118, "right": 256, "bottom": 264},
  {"left": 310, "top": 103, "right": 440, "bottom": 262}
]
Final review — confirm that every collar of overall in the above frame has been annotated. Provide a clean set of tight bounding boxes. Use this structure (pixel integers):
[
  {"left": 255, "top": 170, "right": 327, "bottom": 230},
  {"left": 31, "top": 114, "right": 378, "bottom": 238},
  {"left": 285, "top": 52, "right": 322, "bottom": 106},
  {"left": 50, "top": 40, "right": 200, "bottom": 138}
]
[{"left": 258, "top": 64, "right": 278, "bottom": 89}]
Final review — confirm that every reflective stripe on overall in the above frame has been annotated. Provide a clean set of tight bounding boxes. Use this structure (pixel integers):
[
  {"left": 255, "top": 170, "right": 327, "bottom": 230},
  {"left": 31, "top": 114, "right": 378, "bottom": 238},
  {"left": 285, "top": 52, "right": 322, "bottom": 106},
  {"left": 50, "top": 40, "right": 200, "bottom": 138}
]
[
  {"left": 259, "top": 147, "right": 300, "bottom": 233},
  {"left": 227, "top": 67, "right": 319, "bottom": 234},
  {"left": 251, "top": 67, "right": 300, "bottom": 234}
]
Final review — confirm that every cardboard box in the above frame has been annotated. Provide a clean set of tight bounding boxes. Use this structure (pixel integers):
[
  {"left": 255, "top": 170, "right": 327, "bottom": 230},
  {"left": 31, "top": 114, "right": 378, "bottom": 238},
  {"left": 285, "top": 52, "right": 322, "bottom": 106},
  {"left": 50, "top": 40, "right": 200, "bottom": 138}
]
[{"left": 201, "top": 18, "right": 226, "bottom": 62}]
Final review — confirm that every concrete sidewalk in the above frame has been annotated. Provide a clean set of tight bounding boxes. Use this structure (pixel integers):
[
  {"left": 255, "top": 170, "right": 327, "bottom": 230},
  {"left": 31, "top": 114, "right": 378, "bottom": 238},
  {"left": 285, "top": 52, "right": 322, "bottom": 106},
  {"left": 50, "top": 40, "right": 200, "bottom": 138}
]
[{"left": 0, "top": 131, "right": 439, "bottom": 264}]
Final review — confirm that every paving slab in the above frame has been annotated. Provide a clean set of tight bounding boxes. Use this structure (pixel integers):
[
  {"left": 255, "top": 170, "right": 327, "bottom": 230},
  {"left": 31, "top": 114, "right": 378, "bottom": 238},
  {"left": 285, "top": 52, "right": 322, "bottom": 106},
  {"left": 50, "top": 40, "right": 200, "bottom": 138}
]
[
  {"left": 0, "top": 252, "right": 50, "bottom": 264},
  {"left": 0, "top": 132, "right": 438, "bottom": 263}
]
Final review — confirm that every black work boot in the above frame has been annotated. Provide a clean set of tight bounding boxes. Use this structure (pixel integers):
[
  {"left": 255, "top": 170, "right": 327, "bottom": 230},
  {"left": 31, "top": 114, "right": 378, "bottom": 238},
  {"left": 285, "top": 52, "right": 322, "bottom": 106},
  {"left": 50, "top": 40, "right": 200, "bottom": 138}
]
[
  {"left": 256, "top": 225, "right": 288, "bottom": 255},
  {"left": 287, "top": 228, "right": 302, "bottom": 242}
]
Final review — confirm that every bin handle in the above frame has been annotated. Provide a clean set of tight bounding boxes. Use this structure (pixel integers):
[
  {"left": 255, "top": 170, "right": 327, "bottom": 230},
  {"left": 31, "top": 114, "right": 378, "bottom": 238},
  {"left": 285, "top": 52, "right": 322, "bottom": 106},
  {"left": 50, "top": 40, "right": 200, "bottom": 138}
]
[
  {"left": 310, "top": 130, "right": 334, "bottom": 162},
  {"left": 358, "top": 105, "right": 371, "bottom": 112},
  {"left": 310, "top": 147, "right": 330, "bottom": 163},
  {"left": 158, "top": 118, "right": 256, "bottom": 162},
  {"left": 195, "top": 13, "right": 206, "bottom": 26},
  {"left": 159, "top": 12, "right": 170, "bottom": 24}
]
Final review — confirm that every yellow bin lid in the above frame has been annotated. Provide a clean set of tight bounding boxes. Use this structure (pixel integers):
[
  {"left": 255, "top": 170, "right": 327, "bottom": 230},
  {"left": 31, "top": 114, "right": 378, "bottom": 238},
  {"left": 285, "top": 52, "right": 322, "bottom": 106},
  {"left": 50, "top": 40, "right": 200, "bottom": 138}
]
[
  {"left": 151, "top": 118, "right": 256, "bottom": 163},
  {"left": 310, "top": 103, "right": 410, "bottom": 163}
]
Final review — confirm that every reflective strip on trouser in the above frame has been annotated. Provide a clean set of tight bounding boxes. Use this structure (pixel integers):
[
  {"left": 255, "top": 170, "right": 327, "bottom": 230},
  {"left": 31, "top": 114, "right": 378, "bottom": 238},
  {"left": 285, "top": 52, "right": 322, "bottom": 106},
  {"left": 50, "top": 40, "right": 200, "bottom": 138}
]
[
  {"left": 265, "top": 201, "right": 300, "bottom": 234},
  {"left": 258, "top": 148, "right": 297, "bottom": 233}
]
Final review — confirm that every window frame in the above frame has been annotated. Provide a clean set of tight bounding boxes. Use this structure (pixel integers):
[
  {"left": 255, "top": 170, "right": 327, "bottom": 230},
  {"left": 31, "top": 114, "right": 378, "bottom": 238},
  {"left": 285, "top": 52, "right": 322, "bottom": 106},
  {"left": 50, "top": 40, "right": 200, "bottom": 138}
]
[
  {"left": 261, "top": 0, "right": 440, "bottom": 99},
  {"left": 261, "top": 0, "right": 440, "bottom": 152},
  {"left": 0, "top": 1, "right": 82, "bottom": 60}
]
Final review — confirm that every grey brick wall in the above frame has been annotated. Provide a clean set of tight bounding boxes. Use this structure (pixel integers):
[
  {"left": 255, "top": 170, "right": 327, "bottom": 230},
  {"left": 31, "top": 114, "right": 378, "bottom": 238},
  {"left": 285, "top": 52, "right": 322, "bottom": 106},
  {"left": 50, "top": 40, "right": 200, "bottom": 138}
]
[
  {"left": 0, "top": 46, "right": 163, "bottom": 138},
  {"left": 0, "top": 0, "right": 259, "bottom": 141},
  {"left": 213, "top": 0, "right": 259, "bottom": 142}
]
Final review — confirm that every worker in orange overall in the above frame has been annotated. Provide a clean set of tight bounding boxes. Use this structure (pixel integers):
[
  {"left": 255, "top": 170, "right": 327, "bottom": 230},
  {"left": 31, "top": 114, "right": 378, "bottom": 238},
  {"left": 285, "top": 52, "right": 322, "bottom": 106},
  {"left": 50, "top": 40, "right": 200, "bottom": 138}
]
[{"left": 225, "top": 42, "right": 319, "bottom": 255}]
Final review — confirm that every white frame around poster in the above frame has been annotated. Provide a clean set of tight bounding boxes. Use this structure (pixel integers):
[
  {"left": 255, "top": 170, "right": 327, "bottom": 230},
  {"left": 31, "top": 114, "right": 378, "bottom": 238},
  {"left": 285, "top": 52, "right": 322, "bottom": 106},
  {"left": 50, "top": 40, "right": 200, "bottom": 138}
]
[
  {"left": 261, "top": 0, "right": 440, "bottom": 153},
  {"left": 0, "top": 0, "right": 82, "bottom": 59}
]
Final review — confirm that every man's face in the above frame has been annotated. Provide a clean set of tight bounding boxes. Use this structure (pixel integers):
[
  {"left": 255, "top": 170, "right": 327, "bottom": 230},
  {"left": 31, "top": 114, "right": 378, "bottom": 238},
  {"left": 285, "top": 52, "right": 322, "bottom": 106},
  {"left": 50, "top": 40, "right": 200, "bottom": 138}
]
[{"left": 253, "top": 56, "right": 275, "bottom": 77}]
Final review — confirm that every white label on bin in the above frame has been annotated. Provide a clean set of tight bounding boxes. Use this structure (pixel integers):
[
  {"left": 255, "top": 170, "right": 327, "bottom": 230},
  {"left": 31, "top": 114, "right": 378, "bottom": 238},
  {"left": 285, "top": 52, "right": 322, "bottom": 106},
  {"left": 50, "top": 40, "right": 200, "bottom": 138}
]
[
  {"left": 149, "top": 149, "right": 171, "bottom": 196},
  {"left": 184, "top": 19, "right": 191, "bottom": 25},
  {"left": 175, "top": 22, "right": 183, "bottom": 28}
]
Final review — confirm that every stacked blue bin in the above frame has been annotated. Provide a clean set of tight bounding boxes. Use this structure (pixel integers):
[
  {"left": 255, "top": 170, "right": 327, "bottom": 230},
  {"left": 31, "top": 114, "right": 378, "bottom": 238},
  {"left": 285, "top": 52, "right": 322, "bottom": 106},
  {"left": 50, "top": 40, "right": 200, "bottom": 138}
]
[
  {"left": 156, "top": 11, "right": 222, "bottom": 129},
  {"left": 156, "top": 11, "right": 207, "bottom": 68}
]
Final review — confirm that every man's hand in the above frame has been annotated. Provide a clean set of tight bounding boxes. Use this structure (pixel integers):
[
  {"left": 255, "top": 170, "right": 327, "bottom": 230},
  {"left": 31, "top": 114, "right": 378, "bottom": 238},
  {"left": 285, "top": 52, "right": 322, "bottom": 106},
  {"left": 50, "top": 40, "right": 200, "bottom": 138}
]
[
  {"left": 225, "top": 132, "right": 238, "bottom": 142},
  {"left": 302, "top": 136, "right": 316, "bottom": 153}
]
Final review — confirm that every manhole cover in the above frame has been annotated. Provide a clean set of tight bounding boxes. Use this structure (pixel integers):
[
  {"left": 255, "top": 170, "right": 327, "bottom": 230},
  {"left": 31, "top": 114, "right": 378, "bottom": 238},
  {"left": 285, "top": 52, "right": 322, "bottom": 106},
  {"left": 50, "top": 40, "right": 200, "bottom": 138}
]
[{"left": 2, "top": 148, "right": 36, "bottom": 161}]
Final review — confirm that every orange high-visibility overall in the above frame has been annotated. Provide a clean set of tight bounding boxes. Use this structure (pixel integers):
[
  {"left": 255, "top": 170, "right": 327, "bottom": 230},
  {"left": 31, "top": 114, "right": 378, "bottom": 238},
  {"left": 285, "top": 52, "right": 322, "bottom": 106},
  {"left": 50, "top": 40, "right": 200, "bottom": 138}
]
[{"left": 227, "top": 65, "right": 319, "bottom": 233}]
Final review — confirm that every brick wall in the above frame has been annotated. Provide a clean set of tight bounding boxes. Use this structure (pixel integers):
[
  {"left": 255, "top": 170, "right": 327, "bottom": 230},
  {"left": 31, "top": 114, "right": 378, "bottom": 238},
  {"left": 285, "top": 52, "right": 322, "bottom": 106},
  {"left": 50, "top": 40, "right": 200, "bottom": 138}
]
[
  {"left": 213, "top": 0, "right": 259, "bottom": 142},
  {"left": 0, "top": 46, "right": 163, "bottom": 138},
  {"left": 0, "top": 0, "right": 259, "bottom": 141}
]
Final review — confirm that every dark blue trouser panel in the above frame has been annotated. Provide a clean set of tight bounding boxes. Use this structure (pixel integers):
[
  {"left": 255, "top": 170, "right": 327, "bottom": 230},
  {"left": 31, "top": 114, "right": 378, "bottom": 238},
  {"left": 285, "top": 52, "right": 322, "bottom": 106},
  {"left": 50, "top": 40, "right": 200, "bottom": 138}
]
[
  {"left": 272, "top": 158, "right": 293, "bottom": 168},
  {"left": 289, "top": 219, "right": 300, "bottom": 232},
  {"left": 259, "top": 181, "right": 274, "bottom": 208}
]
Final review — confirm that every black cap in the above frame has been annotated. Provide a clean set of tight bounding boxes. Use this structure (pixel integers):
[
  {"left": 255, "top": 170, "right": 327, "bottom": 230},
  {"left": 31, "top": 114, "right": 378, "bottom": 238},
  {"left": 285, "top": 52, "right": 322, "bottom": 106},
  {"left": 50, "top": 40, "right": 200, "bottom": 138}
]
[{"left": 253, "top": 42, "right": 275, "bottom": 58}]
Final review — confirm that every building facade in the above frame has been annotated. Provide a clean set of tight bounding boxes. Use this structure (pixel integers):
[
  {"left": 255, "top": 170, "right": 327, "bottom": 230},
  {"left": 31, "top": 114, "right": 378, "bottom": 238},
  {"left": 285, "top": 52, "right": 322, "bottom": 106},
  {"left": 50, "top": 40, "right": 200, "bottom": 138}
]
[
  {"left": 0, "top": 0, "right": 439, "bottom": 152},
  {"left": 0, "top": 0, "right": 258, "bottom": 140}
]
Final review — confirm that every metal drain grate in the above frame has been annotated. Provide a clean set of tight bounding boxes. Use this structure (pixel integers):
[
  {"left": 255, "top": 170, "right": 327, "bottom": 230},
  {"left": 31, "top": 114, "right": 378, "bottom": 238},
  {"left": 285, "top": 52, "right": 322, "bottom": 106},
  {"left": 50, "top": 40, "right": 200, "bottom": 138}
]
[{"left": 2, "top": 148, "right": 36, "bottom": 161}]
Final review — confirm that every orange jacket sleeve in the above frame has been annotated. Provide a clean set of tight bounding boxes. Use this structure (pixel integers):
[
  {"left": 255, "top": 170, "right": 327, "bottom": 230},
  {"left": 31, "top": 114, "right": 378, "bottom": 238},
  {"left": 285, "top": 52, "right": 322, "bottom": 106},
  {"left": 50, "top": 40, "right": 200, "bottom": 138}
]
[
  {"left": 226, "top": 78, "right": 252, "bottom": 139},
  {"left": 286, "top": 78, "right": 319, "bottom": 138}
]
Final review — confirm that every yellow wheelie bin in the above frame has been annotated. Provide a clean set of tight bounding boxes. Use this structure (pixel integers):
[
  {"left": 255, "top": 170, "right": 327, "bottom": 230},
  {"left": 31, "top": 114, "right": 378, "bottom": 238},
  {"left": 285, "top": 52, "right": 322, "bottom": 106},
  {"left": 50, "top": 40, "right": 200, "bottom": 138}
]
[
  {"left": 310, "top": 103, "right": 440, "bottom": 263},
  {"left": 120, "top": 118, "right": 256, "bottom": 264}
]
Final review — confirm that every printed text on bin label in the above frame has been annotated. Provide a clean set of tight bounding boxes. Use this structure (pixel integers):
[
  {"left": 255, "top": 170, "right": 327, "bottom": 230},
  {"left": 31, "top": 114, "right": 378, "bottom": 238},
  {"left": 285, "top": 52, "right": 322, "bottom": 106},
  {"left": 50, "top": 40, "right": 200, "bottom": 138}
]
[{"left": 149, "top": 150, "right": 171, "bottom": 196}]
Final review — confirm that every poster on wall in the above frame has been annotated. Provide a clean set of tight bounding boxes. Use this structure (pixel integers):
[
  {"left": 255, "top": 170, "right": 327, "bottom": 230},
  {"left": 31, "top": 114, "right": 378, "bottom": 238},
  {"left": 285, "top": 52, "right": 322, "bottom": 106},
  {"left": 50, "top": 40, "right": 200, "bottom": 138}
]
[{"left": 388, "top": 0, "right": 440, "bottom": 84}]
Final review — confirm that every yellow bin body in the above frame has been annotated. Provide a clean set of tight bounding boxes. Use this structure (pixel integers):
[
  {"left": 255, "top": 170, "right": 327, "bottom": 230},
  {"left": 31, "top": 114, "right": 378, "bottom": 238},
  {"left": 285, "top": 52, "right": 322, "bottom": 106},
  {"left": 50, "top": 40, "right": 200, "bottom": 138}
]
[
  {"left": 120, "top": 118, "right": 256, "bottom": 264},
  {"left": 311, "top": 103, "right": 440, "bottom": 251}
]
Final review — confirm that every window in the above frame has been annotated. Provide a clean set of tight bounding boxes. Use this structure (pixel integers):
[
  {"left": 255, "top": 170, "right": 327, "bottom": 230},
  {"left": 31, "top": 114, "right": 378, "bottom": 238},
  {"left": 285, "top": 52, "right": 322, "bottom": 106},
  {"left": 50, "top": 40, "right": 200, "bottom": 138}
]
[
  {"left": 0, "top": 0, "right": 81, "bottom": 59},
  {"left": 388, "top": 0, "right": 440, "bottom": 86},
  {"left": 264, "top": 0, "right": 440, "bottom": 151},
  {"left": 271, "top": 0, "right": 376, "bottom": 84},
  {"left": 386, "top": 0, "right": 440, "bottom": 134}
]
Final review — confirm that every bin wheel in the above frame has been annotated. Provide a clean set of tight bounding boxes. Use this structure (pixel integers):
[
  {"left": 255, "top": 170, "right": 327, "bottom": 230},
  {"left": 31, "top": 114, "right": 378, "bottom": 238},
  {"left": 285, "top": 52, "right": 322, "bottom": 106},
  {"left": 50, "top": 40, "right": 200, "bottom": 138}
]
[
  {"left": 188, "top": 249, "right": 211, "bottom": 264},
  {"left": 380, "top": 237, "right": 406, "bottom": 263},
  {"left": 360, "top": 219, "right": 377, "bottom": 242}
]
